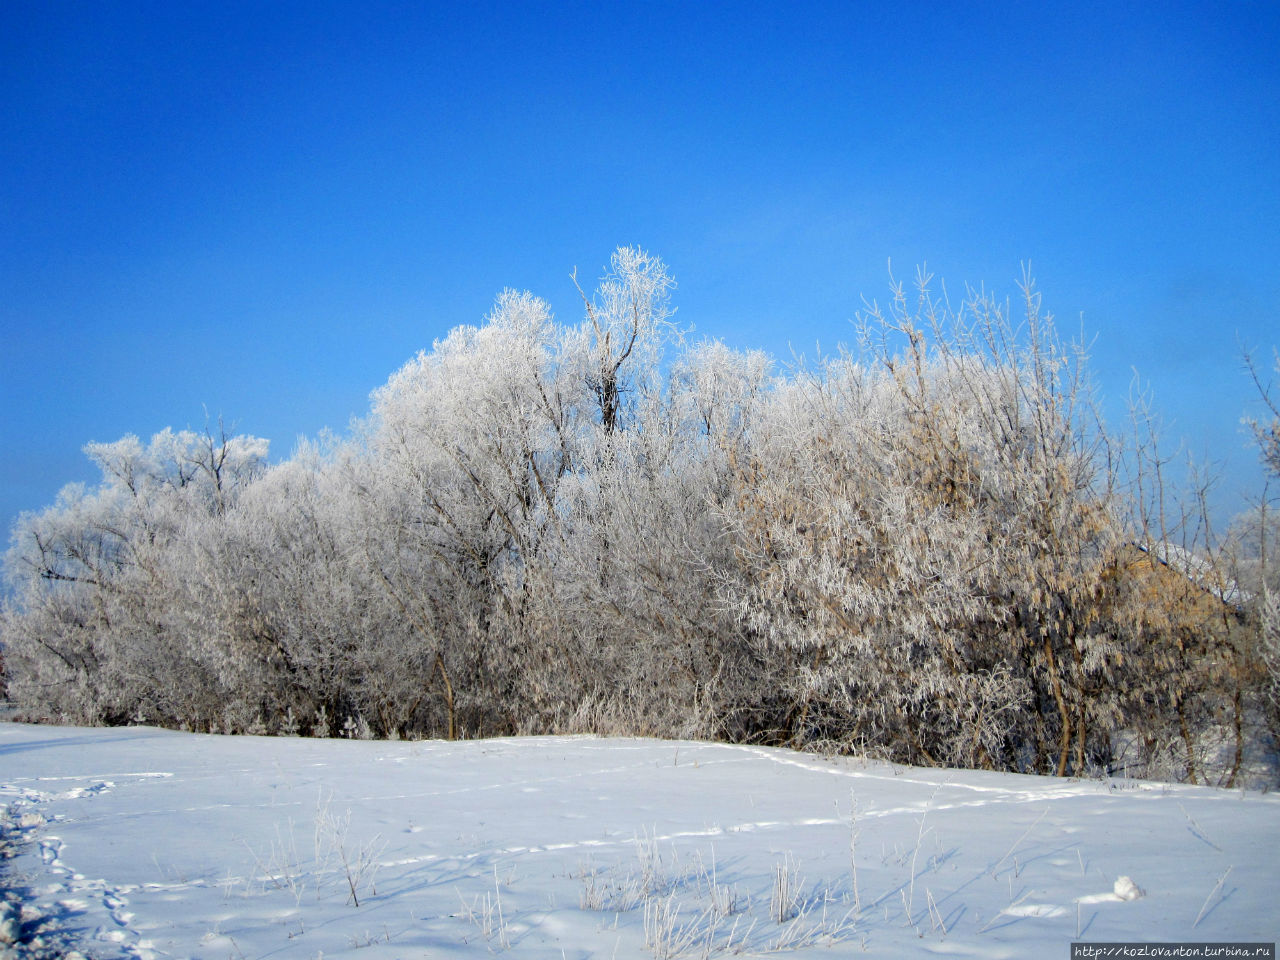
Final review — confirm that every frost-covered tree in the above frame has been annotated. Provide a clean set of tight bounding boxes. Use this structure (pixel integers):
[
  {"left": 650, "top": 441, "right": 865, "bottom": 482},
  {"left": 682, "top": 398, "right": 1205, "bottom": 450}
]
[
  {"left": 572, "top": 246, "right": 676, "bottom": 435},
  {"left": 359, "top": 288, "right": 584, "bottom": 737},
  {"left": 1246, "top": 350, "right": 1280, "bottom": 480},
  {"left": 3, "top": 249, "right": 1272, "bottom": 786},
  {"left": 2, "top": 426, "right": 267, "bottom": 724},
  {"left": 542, "top": 339, "right": 778, "bottom": 739},
  {"left": 1234, "top": 350, "right": 1280, "bottom": 754},
  {"left": 716, "top": 271, "right": 1131, "bottom": 774}
]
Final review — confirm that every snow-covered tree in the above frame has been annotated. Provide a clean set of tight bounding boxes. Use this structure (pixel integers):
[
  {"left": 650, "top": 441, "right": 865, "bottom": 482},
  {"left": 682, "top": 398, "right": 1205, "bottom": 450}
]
[
  {"left": 572, "top": 246, "right": 676, "bottom": 435},
  {"left": 715, "top": 271, "right": 1130, "bottom": 773},
  {"left": 2, "top": 426, "right": 267, "bottom": 724},
  {"left": 2, "top": 250, "right": 1272, "bottom": 787}
]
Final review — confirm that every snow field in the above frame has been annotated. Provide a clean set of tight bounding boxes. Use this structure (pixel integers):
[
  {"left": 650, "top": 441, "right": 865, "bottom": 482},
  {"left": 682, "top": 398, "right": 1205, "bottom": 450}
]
[{"left": 0, "top": 723, "right": 1277, "bottom": 958}]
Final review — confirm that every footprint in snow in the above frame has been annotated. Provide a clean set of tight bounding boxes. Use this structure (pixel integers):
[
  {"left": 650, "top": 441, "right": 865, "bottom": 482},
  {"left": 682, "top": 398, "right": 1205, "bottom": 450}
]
[
  {"left": 61, "top": 781, "right": 114, "bottom": 800},
  {"left": 39, "top": 837, "right": 65, "bottom": 867}
]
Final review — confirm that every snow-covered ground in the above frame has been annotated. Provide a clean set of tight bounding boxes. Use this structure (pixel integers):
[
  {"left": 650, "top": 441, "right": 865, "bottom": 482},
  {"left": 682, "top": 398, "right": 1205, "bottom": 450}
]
[{"left": 1, "top": 722, "right": 1276, "bottom": 959}]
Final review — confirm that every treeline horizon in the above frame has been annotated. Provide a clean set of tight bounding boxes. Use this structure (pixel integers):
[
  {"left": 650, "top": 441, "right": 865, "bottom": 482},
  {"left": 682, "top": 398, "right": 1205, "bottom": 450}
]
[{"left": 3, "top": 248, "right": 1278, "bottom": 785}]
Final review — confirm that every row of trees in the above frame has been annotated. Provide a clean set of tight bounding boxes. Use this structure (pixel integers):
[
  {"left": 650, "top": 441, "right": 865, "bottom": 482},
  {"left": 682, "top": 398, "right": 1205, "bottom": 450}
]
[{"left": 3, "top": 248, "right": 1277, "bottom": 783}]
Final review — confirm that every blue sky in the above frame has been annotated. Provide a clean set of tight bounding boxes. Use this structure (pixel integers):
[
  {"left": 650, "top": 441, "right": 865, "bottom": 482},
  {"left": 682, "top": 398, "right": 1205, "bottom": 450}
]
[{"left": 3, "top": 1, "right": 1278, "bottom": 538}]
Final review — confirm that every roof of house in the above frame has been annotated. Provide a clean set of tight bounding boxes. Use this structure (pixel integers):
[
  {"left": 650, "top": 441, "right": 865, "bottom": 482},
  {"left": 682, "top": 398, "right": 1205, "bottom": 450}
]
[{"left": 1131, "top": 539, "right": 1251, "bottom": 609}]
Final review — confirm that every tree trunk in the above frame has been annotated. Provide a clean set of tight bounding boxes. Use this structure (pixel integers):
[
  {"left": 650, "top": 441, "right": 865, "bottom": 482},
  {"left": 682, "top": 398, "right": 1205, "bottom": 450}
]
[
  {"left": 435, "top": 653, "right": 457, "bottom": 741},
  {"left": 1043, "top": 635, "right": 1072, "bottom": 777}
]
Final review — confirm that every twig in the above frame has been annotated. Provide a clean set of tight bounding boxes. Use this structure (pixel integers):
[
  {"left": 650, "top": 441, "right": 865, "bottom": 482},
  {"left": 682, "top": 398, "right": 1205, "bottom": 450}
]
[
  {"left": 979, "top": 890, "right": 1031, "bottom": 933},
  {"left": 927, "top": 887, "right": 947, "bottom": 935},
  {"left": 989, "top": 807, "right": 1048, "bottom": 877},
  {"left": 1192, "top": 866, "right": 1232, "bottom": 928},
  {"left": 1179, "top": 803, "right": 1223, "bottom": 852},
  {"left": 848, "top": 792, "right": 861, "bottom": 914},
  {"left": 907, "top": 782, "right": 942, "bottom": 920}
]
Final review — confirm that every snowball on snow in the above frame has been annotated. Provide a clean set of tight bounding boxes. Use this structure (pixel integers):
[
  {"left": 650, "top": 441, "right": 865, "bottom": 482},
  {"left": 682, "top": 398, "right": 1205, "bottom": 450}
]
[{"left": 1114, "top": 876, "right": 1145, "bottom": 900}]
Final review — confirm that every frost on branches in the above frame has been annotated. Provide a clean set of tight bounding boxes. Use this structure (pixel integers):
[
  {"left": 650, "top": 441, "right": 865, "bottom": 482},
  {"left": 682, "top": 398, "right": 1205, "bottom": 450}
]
[{"left": 2, "top": 250, "right": 1275, "bottom": 786}]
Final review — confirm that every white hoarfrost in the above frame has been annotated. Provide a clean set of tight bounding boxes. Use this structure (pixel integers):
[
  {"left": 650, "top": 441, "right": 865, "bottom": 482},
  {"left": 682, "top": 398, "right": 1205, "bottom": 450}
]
[{"left": 1, "top": 723, "right": 1277, "bottom": 959}]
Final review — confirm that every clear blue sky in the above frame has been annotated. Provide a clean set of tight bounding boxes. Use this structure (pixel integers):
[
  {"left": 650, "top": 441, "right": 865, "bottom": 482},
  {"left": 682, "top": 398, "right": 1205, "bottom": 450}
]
[{"left": 3, "top": 1, "right": 1278, "bottom": 539}]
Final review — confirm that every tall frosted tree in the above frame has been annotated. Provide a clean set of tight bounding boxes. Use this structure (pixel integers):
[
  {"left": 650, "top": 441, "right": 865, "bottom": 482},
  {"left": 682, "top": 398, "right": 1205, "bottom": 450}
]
[{"left": 1, "top": 250, "right": 1270, "bottom": 786}]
